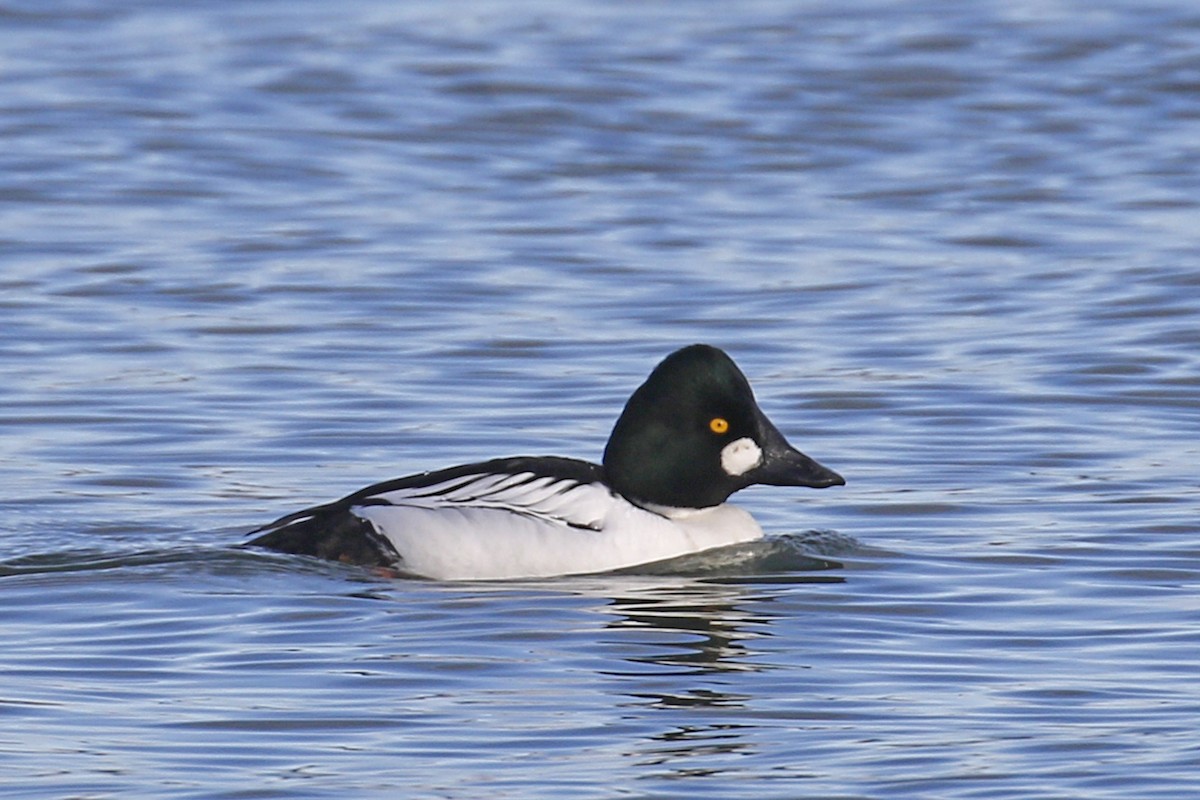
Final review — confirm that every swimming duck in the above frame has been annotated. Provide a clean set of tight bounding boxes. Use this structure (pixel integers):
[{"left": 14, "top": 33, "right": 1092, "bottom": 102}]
[{"left": 247, "top": 344, "right": 843, "bottom": 579}]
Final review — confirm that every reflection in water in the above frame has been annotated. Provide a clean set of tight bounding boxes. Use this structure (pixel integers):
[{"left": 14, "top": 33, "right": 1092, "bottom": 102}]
[
  {"left": 579, "top": 534, "right": 856, "bottom": 780},
  {"left": 597, "top": 533, "right": 852, "bottom": 678},
  {"left": 635, "top": 722, "right": 758, "bottom": 776},
  {"left": 595, "top": 578, "right": 814, "bottom": 781},
  {"left": 603, "top": 582, "right": 772, "bottom": 678}
]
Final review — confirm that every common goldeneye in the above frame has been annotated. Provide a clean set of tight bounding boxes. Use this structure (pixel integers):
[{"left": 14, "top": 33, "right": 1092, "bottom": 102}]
[{"left": 247, "top": 344, "right": 844, "bottom": 580}]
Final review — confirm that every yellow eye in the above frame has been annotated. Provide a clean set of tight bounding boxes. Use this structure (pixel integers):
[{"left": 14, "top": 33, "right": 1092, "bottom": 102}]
[{"left": 709, "top": 417, "right": 729, "bottom": 434}]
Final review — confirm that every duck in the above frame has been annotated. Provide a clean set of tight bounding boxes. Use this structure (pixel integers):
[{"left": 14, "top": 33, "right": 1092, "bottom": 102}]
[{"left": 246, "top": 344, "right": 844, "bottom": 580}]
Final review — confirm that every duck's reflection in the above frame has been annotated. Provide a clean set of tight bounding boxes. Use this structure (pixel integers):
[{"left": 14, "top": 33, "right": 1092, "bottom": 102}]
[
  {"left": 583, "top": 544, "right": 848, "bottom": 779},
  {"left": 594, "top": 534, "right": 844, "bottom": 678},
  {"left": 600, "top": 581, "right": 775, "bottom": 680},
  {"left": 633, "top": 720, "right": 758, "bottom": 775},
  {"left": 358, "top": 535, "right": 851, "bottom": 784},
  {"left": 596, "top": 572, "right": 842, "bottom": 680}
]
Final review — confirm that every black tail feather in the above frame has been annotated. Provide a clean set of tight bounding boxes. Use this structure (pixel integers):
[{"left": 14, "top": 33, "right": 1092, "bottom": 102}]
[{"left": 246, "top": 511, "right": 401, "bottom": 568}]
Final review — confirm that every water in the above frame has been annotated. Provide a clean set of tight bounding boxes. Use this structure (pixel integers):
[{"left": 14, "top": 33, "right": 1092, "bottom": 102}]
[{"left": 3, "top": 0, "right": 1199, "bottom": 797}]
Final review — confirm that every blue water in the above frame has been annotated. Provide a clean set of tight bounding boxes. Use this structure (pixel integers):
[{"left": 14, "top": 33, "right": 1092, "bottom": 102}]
[{"left": 3, "top": 1, "right": 1200, "bottom": 797}]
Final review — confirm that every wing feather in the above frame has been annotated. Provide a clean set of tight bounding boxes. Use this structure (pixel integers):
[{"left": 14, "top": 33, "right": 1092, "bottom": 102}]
[
  {"left": 252, "top": 456, "right": 612, "bottom": 537},
  {"left": 368, "top": 471, "right": 610, "bottom": 531}
]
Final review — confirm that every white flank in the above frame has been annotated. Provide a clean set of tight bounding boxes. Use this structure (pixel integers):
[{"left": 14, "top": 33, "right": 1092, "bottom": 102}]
[{"left": 351, "top": 481, "right": 765, "bottom": 580}]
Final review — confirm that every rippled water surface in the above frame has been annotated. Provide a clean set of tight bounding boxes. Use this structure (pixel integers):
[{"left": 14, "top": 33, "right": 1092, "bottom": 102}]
[{"left": 3, "top": 1, "right": 1200, "bottom": 797}]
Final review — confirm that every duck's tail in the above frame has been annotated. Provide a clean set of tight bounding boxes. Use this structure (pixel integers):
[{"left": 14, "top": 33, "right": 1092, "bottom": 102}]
[{"left": 245, "top": 507, "right": 400, "bottom": 568}]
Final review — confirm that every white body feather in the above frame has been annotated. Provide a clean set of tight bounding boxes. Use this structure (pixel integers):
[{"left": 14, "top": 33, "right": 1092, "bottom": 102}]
[{"left": 349, "top": 471, "right": 763, "bottom": 580}]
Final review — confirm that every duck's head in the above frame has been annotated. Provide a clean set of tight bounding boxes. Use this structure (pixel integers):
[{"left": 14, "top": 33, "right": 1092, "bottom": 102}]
[{"left": 602, "top": 344, "right": 844, "bottom": 509}]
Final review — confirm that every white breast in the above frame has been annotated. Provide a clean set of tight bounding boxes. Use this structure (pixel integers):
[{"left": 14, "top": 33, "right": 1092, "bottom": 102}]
[{"left": 350, "top": 474, "right": 764, "bottom": 580}]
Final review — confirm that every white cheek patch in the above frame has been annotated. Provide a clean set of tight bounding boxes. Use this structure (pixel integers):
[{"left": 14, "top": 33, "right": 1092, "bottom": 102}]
[{"left": 720, "top": 437, "right": 763, "bottom": 477}]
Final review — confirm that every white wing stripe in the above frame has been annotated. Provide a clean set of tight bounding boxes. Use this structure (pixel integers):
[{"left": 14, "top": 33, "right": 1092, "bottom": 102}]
[{"left": 361, "top": 472, "right": 611, "bottom": 531}]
